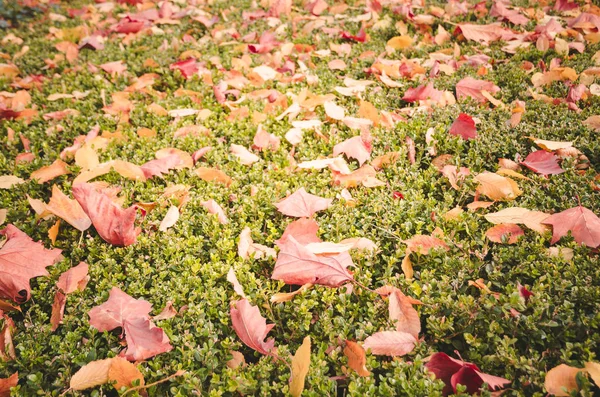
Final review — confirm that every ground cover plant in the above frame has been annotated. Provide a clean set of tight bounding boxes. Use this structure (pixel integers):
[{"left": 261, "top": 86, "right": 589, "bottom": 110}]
[{"left": 1, "top": 0, "right": 600, "bottom": 395}]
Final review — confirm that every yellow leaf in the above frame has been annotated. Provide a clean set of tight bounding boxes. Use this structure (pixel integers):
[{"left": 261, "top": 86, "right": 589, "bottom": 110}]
[
  {"left": 387, "top": 36, "right": 412, "bottom": 50},
  {"left": 343, "top": 341, "right": 370, "bottom": 377},
  {"left": 544, "top": 364, "right": 582, "bottom": 396},
  {"left": 75, "top": 146, "right": 99, "bottom": 171},
  {"left": 108, "top": 357, "right": 145, "bottom": 391},
  {"left": 48, "top": 219, "right": 60, "bottom": 245},
  {"left": 290, "top": 336, "right": 311, "bottom": 397},
  {"left": 475, "top": 172, "right": 521, "bottom": 201},
  {"left": 70, "top": 358, "right": 113, "bottom": 390},
  {"left": 401, "top": 254, "right": 413, "bottom": 279}
]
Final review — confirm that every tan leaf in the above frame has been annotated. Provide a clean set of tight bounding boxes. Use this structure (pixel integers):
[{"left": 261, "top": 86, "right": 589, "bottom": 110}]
[
  {"left": 401, "top": 255, "right": 413, "bottom": 279},
  {"left": 271, "top": 284, "right": 313, "bottom": 303},
  {"left": 544, "top": 364, "right": 582, "bottom": 396},
  {"left": 387, "top": 36, "right": 412, "bottom": 49},
  {"left": 484, "top": 207, "right": 550, "bottom": 233},
  {"left": 50, "top": 290, "right": 66, "bottom": 332},
  {"left": 70, "top": 358, "right": 113, "bottom": 390},
  {"left": 485, "top": 224, "right": 524, "bottom": 244},
  {"left": 0, "top": 176, "right": 25, "bottom": 189},
  {"left": 475, "top": 172, "right": 521, "bottom": 201},
  {"left": 389, "top": 289, "right": 420, "bottom": 339},
  {"left": 108, "top": 357, "right": 145, "bottom": 391},
  {"left": 583, "top": 115, "right": 600, "bottom": 132},
  {"left": 75, "top": 146, "right": 99, "bottom": 171},
  {"left": 0, "top": 209, "right": 6, "bottom": 226},
  {"left": 46, "top": 185, "right": 91, "bottom": 232},
  {"left": 344, "top": 340, "right": 370, "bottom": 377},
  {"left": 290, "top": 336, "right": 311, "bottom": 397},
  {"left": 159, "top": 206, "right": 180, "bottom": 232},
  {"left": 30, "top": 159, "right": 70, "bottom": 184},
  {"left": 531, "top": 138, "right": 573, "bottom": 151},
  {"left": 547, "top": 247, "right": 574, "bottom": 261},
  {"left": 585, "top": 362, "right": 600, "bottom": 387},
  {"left": 226, "top": 350, "right": 246, "bottom": 369}
]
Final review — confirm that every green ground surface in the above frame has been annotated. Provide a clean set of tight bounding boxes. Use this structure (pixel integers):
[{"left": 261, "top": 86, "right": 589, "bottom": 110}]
[{"left": 1, "top": 0, "right": 600, "bottom": 396}]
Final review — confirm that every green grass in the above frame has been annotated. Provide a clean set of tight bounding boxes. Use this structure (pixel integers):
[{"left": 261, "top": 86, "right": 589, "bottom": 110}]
[{"left": 1, "top": 0, "right": 600, "bottom": 396}]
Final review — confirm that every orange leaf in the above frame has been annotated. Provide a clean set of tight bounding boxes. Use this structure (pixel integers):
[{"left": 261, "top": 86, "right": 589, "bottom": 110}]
[{"left": 344, "top": 341, "right": 370, "bottom": 377}]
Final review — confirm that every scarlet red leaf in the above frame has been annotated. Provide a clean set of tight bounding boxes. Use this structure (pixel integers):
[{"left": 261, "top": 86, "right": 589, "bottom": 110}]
[
  {"left": 274, "top": 188, "right": 333, "bottom": 218},
  {"left": 425, "top": 352, "right": 510, "bottom": 396},
  {"left": 0, "top": 372, "right": 18, "bottom": 397},
  {"left": 0, "top": 225, "right": 62, "bottom": 303},
  {"left": 88, "top": 287, "right": 172, "bottom": 361},
  {"left": 72, "top": 183, "right": 140, "bottom": 246},
  {"left": 340, "top": 27, "right": 367, "bottom": 43},
  {"left": 449, "top": 113, "right": 477, "bottom": 140},
  {"left": 272, "top": 236, "right": 353, "bottom": 287},
  {"left": 520, "top": 150, "right": 564, "bottom": 176},
  {"left": 542, "top": 205, "right": 600, "bottom": 248},
  {"left": 230, "top": 298, "right": 275, "bottom": 355}
]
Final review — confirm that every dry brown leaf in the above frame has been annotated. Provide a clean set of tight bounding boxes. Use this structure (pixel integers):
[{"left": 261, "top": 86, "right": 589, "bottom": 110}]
[
  {"left": 195, "top": 167, "right": 232, "bottom": 186},
  {"left": 544, "top": 364, "right": 582, "bottom": 396},
  {"left": 226, "top": 351, "right": 246, "bottom": 369},
  {"left": 48, "top": 219, "right": 60, "bottom": 244},
  {"left": 0, "top": 176, "right": 25, "bottom": 189},
  {"left": 475, "top": 172, "right": 521, "bottom": 201},
  {"left": 344, "top": 340, "right": 370, "bottom": 377},
  {"left": 108, "top": 357, "right": 145, "bottom": 391},
  {"left": 585, "top": 362, "right": 600, "bottom": 387},
  {"left": 401, "top": 255, "right": 413, "bottom": 279}
]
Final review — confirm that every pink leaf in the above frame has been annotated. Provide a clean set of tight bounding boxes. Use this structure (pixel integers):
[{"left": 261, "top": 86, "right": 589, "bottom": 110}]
[
  {"left": 141, "top": 154, "right": 186, "bottom": 179},
  {"left": 56, "top": 262, "right": 89, "bottom": 294},
  {"left": 274, "top": 188, "right": 333, "bottom": 218},
  {"left": 230, "top": 298, "right": 275, "bottom": 355},
  {"left": 0, "top": 225, "right": 62, "bottom": 303},
  {"left": 520, "top": 150, "right": 564, "bottom": 176},
  {"left": 490, "top": 1, "right": 529, "bottom": 25},
  {"left": 169, "top": 58, "right": 199, "bottom": 79},
  {"left": 456, "top": 77, "right": 500, "bottom": 103},
  {"left": 99, "top": 61, "right": 127, "bottom": 76},
  {"left": 230, "top": 144, "right": 260, "bottom": 165},
  {"left": 449, "top": 113, "right": 477, "bottom": 139},
  {"left": 275, "top": 218, "right": 321, "bottom": 246},
  {"left": 542, "top": 205, "right": 600, "bottom": 248},
  {"left": 73, "top": 183, "right": 140, "bottom": 246},
  {"left": 389, "top": 289, "right": 420, "bottom": 338},
  {"left": 485, "top": 224, "right": 524, "bottom": 244},
  {"left": 273, "top": 236, "right": 353, "bottom": 287},
  {"left": 333, "top": 136, "right": 372, "bottom": 166},
  {"left": 362, "top": 331, "right": 416, "bottom": 356},
  {"left": 200, "top": 199, "right": 228, "bottom": 224},
  {"left": 454, "top": 23, "right": 510, "bottom": 44},
  {"left": 122, "top": 317, "right": 173, "bottom": 361}
]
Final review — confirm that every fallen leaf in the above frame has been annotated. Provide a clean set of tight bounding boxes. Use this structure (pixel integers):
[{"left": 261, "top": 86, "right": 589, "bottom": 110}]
[
  {"left": 449, "top": 113, "right": 477, "bottom": 139},
  {"left": 584, "top": 362, "right": 600, "bottom": 387},
  {"left": 544, "top": 364, "right": 582, "bottom": 396},
  {"left": 159, "top": 206, "right": 180, "bottom": 232},
  {"left": 30, "top": 159, "right": 70, "bottom": 183},
  {"left": 273, "top": 236, "right": 353, "bottom": 287},
  {"left": 230, "top": 298, "right": 275, "bottom": 355},
  {"left": 0, "top": 225, "right": 62, "bottom": 303},
  {"left": 542, "top": 205, "right": 600, "bottom": 248},
  {"left": 108, "top": 357, "right": 145, "bottom": 391},
  {"left": 70, "top": 359, "right": 113, "bottom": 391},
  {"left": 73, "top": 184, "right": 140, "bottom": 246},
  {"left": 48, "top": 219, "right": 60, "bottom": 244},
  {"left": 270, "top": 284, "right": 313, "bottom": 303},
  {"left": 333, "top": 136, "right": 372, "bottom": 166},
  {"left": 226, "top": 351, "right": 246, "bottom": 369},
  {"left": 290, "top": 336, "right": 311, "bottom": 397},
  {"left": 475, "top": 172, "right": 522, "bottom": 201},
  {"left": 404, "top": 235, "right": 448, "bottom": 254},
  {"left": 0, "top": 176, "right": 25, "bottom": 189},
  {"left": 231, "top": 144, "right": 260, "bottom": 165},
  {"left": 363, "top": 331, "right": 416, "bottom": 356},
  {"left": 344, "top": 340, "right": 370, "bottom": 376},
  {"left": 485, "top": 223, "right": 524, "bottom": 244},
  {"left": 275, "top": 188, "right": 333, "bottom": 218},
  {"left": 389, "top": 289, "right": 420, "bottom": 338},
  {"left": 0, "top": 372, "right": 17, "bottom": 396},
  {"left": 195, "top": 167, "right": 232, "bottom": 186},
  {"left": 47, "top": 185, "right": 92, "bottom": 232},
  {"left": 227, "top": 268, "right": 247, "bottom": 299},
  {"left": 520, "top": 150, "right": 565, "bottom": 175},
  {"left": 484, "top": 207, "right": 549, "bottom": 233},
  {"left": 200, "top": 199, "right": 228, "bottom": 224},
  {"left": 456, "top": 77, "right": 501, "bottom": 103}
]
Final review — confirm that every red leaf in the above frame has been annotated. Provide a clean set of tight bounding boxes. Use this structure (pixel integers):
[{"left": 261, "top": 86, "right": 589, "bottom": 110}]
[
  {"left": 456, "top": 77, "right": 500, "bottom": 103},
  {"left": 542, "top": 205, "right": 600, "bottom": 248},
  {"left": 340, "top": 27, "right": 367, "bottom": 43},
  {"left": 169, "top": 59, "right": 199, "bottom": 79},
  {"left": 0, "top": 225, "right": 62, "bottom": 303},
  {"left": 72, "top": 183, "right": 140, "bottom": 246},
  {"left": 449, "top": 113, "right": 477, "bottom": 140},
  {"left": 517, "top": 283, "right": 534, "bottom": 303},
  {"left": 520, "top": 150, "right": 564, "bottom": 176},
  {"left": 402, "top": 83, "right": 442, "bottom": 103},
  {"left": 113, "top": 17, "right": 146, "bottom": 34},
  {"left": 274, "top": 188, "right": 333, "bottom": 218},
  {"left": 272, "top": 236, "right": 353, "bottom": 287},
  {"left": 425, "top": 352, "right": 510, "bottom": 396},
  {"left": 362, "top": 331, "right": 416, "bottom": 356},
  {"left": 230, "top": 298, "right": 275, "bottom": 355},
  {"left": 333, "top": 135, "right": 372, "bottom": 166},
  {"left": 88, "top": 287, "right": 172, "bottom": 361}
]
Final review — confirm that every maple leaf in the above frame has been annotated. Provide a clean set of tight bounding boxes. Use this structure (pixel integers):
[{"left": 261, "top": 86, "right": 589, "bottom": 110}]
[
  {"left": 275, "top": 218, "right": 321, "bottom": 246},
  {"left": 273, "top": 236, "right": 353, "bottom": 287},
  {"left": 542, "top": 205, "right": 600, "bottom": 248},
  {"left": 230, "top": 298, "right": 275, "bottom": 355},
  {"left": 425, "top": 352, "right": 510, "bottom": 396},
  {"left": 274, "top": 188, "right": 333, "bottom": 218},
  {"left": 402, "top": 83, "right": 443, "bottom": 103},
  {"left": 449, "top": 113, "right": 477, "bottom": 139},
  {"left": 456, "top": 77, "right": 500, "bottom": 103},
  {"left": 362, "top": 331, "right": 416, "bottom": 356},
  {"left": 0, "top": 225, "right": 62, "bottom": 303},
  {"left": 333, "top": 136, "right": 372, "bottom": 166},
  {"left": 72, "top": 183, "right": 140, "bottom": 246},
  {"left": 88, "top": 287, "right": 172, "bottom": 361},
  {"left": 520, "top": 150, "right": 565, "bottom": 176}
]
